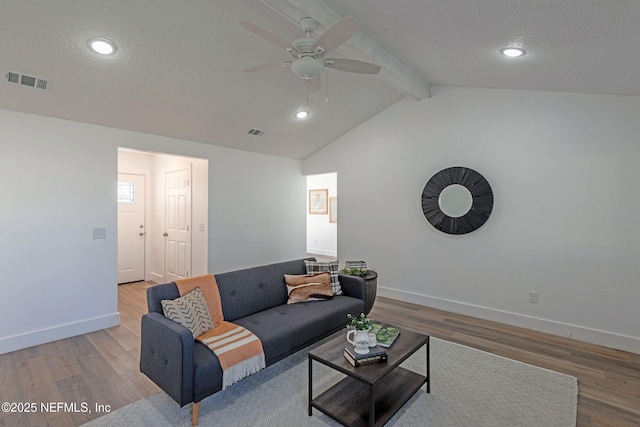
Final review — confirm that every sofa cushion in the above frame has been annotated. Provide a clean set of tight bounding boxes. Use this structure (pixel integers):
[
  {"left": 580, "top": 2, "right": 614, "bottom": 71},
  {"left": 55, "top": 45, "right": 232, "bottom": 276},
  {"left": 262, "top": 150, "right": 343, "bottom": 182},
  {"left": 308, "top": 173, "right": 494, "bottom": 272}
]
[
  {"left": 161, "top": 287, "right": 215, "bottom": 338},
  {"left": 215, "top": 259, "right": 310, "bottom": 321},
  {"left": 284, "top": 272, "right": 333, "bottom": 304},
  {"left": 304, "top": 260, "right": 342, "bottom": 295},
  {"left": 235, "top": 295, "right": 363, "bottom": 365}
]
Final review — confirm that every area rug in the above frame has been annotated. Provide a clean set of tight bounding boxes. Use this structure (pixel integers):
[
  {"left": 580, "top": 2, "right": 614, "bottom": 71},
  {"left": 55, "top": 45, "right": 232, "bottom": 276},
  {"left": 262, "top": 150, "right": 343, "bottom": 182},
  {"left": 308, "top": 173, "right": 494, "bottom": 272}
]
[{"left": 83, "top": 336, "right": 577, "bottom": 426}]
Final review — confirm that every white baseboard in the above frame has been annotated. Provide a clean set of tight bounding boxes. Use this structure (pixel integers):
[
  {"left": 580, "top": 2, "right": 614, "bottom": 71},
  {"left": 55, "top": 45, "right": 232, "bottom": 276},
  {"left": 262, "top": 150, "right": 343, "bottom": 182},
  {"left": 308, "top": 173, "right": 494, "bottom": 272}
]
[
  {"left": 0, "top": 313, "right": 120, "bottom": 355},
  {"left": 149, "top": 272, "right": 164, "bottom": 283},
  {"left": 378, "top": 286, "right": 640, "bottom": 355}
]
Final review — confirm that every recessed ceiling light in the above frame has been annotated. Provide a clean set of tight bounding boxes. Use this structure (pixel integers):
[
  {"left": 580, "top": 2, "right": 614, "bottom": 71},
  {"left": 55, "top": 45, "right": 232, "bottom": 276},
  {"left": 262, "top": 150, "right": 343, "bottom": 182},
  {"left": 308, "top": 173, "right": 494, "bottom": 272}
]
[
  {"left": 88, "top": 38, "right": 116, "bottom": 55},
  {"left": 500, "top": 47, "right": 526, "bottom": 58},
  {"left": 295, "top": 110, "right": 309, "bottom": 119}
]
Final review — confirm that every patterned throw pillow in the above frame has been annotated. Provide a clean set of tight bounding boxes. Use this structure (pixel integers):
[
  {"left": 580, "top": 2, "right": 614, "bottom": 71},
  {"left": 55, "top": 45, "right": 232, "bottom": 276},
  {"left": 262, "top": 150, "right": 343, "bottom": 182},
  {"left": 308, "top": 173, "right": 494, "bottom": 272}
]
[
  {"left": 284, "top": 272, "right": 333, "bottom": 304},
  {"left": 304, "top": 260, "right": 342, "bottom": 295},
  {"left": 161, "top": 287, "right": 215, "bottom": 338}
]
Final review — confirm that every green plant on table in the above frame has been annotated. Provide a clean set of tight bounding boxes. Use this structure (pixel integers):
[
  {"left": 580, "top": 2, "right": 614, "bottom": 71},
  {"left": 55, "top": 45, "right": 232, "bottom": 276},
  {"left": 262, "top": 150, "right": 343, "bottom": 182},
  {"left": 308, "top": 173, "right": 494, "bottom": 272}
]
[
  {"left": 346, "top": 313, "right": 372, "bottom": 331},
  {"left": 342, "top": 267, "right": 372, "bottom": 276}
]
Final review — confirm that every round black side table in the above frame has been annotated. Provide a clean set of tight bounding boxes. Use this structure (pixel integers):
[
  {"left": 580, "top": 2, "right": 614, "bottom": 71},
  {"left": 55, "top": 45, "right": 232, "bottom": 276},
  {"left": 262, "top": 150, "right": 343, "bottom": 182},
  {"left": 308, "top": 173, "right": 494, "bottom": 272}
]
[{"left": 361, "top": 271, "right": 378, "bottom": 315}]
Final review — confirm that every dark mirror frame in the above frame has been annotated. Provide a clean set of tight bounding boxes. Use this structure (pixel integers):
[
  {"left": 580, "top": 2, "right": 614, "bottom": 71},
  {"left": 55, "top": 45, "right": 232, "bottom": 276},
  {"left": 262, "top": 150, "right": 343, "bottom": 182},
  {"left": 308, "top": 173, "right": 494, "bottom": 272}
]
[{"left": 421, "top": 166, "right": 493, "bottom": 235}]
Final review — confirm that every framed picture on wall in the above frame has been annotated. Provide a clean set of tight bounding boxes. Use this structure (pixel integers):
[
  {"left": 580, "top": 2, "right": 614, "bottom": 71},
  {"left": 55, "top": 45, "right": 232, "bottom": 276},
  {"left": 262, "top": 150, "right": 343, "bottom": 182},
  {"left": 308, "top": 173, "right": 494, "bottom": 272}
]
[
  {"left": 329, "top": 197, "right": 337, "bottom": 223},
  {"left": 309, "top": 189, "right": 328, "bottom": 214}
]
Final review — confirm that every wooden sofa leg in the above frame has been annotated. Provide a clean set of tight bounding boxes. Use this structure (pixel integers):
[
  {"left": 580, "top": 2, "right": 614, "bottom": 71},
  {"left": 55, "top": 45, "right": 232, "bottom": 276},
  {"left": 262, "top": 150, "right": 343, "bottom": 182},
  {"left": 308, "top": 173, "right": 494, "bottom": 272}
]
[{"left": 192, "top": 401, "right": 201, "bottom": 426}]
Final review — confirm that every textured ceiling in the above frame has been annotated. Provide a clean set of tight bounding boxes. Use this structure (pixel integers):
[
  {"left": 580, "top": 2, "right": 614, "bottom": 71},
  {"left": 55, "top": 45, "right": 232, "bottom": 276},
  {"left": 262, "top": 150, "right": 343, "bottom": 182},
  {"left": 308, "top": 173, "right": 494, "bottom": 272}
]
[
  {"left": 1, "top": 1, "right": 639, "bottom": 159},
  {"left": 325, "top": 0, "right": 640, "bottom": 95}
]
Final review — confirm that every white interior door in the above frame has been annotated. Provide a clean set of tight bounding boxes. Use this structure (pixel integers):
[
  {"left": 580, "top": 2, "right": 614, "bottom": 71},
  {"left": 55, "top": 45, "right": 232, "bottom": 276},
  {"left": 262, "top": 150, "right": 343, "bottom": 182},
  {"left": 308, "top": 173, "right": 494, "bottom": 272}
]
[
  {"left": 117, "top": 173, "right": 146, "bottom": 284},
  {"left": 164, "top": 168, "right": 191, "bottom": 281}
]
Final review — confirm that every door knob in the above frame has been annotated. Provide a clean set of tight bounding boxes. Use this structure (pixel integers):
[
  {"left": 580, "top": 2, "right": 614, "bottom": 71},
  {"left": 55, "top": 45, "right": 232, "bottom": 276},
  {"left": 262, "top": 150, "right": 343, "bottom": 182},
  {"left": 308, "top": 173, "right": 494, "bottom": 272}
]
[
  {"left": 163, "top": 232, "right": 168, "bottom": 237},
  {"left": 139, "top": 232, "right": 145, "bottom": 236}
]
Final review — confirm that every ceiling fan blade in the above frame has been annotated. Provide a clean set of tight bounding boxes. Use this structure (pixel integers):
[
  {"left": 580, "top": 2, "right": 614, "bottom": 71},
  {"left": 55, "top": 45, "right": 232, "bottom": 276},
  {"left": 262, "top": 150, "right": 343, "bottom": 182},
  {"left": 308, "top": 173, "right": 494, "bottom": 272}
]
[
  {"left": 307, "top": 76, "right": 321, "bottom": 92},
  {"left": 242, "top": 62, "right": 290, "bottom": 73},
  {"left": 324, "top": 58, "right": 381, "bottom": 74},
  {"left": 240, "top": 21, "right": 297, "bottom": 52},
  {"left": 312, "top": 16, "right": 360, "bottom": 54}
]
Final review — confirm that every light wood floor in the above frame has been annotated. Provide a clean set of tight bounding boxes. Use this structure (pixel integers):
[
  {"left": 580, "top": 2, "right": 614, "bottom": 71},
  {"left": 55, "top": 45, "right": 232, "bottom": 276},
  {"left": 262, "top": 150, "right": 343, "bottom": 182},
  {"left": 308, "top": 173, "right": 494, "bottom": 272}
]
[{"left": 1, "top": 282, "right": 638, "bottom": 426}]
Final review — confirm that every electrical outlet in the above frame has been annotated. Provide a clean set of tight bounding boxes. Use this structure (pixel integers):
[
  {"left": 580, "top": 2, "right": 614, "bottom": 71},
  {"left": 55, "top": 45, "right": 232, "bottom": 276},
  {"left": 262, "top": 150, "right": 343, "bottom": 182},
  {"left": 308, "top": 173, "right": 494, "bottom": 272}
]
[{"left": 528, "top": 291, "right": 539, "bottom": 304}]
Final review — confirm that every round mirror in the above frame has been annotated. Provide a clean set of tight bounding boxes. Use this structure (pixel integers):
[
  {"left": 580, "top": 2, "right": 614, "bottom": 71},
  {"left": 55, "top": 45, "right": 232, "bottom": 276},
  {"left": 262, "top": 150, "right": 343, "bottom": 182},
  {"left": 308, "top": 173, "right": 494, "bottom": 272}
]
[
  {"left": 421, "top": 166, "right": 493, "bottom": 235},
  {"left": 438, "top": 184, "right": 473, "bottom": 218}
]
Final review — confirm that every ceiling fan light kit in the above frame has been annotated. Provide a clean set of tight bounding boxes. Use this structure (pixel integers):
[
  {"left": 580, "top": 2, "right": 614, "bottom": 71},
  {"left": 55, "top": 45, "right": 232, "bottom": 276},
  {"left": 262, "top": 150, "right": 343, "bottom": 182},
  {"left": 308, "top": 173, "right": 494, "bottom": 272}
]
[{"left": 291, "top": 56, "right": 325, "bottom": 79}]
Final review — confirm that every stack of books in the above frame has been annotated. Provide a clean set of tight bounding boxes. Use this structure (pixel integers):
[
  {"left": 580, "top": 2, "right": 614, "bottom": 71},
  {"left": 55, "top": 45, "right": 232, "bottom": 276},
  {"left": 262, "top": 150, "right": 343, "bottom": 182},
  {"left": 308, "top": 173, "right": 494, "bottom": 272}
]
[
  {"left": 345, "top": 260, "right": 367, "bottom": 270},
  {"left": 343, "top": 346, "right": 387, "bottom": 367},
  {"left": 344, "top": 260, "right": 368, "bottom": 274}
]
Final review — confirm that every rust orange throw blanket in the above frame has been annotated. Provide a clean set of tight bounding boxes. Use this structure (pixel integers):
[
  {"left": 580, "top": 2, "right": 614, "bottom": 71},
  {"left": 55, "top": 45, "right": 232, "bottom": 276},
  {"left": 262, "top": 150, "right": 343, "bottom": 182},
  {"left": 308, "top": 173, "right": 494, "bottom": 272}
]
[{"left": 175, "top": 275, "right": 266, "bottom": 389}]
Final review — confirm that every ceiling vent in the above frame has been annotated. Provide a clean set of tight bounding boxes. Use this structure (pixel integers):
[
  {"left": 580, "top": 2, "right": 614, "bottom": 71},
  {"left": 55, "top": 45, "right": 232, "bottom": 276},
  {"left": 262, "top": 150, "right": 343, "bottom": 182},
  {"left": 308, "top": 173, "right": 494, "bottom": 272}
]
[
  {"left": 247, "top": 128, "right": 265, "bottom": 136},
  {"left": 4, "top": 70, "right": 52, "bottom": 92}
]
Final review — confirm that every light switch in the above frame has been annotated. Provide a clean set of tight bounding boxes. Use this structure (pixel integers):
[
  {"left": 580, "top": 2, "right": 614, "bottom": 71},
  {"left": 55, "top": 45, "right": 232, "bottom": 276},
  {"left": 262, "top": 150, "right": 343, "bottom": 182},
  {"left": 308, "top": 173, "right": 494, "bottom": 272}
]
[{"left": 93, "top": 228, "right": 106, "bottom": 239}]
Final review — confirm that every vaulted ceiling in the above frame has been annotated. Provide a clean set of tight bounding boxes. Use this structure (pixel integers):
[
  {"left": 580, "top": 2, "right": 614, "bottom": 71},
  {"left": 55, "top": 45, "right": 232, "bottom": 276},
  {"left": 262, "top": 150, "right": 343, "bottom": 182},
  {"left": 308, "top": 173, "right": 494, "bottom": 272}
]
[{"left": 2, "top": 1, "right": 639, "bottom": 159}]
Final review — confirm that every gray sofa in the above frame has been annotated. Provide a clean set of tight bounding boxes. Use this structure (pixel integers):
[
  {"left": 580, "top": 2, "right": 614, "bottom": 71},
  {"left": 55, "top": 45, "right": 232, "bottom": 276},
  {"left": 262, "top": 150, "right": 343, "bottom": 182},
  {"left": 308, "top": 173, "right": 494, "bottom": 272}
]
[{"left": 140, "top": 258, "right": 365, "bottom": 425}]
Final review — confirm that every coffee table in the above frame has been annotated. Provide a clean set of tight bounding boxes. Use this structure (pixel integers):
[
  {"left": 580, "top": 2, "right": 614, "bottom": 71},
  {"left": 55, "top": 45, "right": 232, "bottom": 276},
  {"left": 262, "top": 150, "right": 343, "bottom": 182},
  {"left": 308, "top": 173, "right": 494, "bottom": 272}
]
[{"left": 308, "top": 328, "right": 429, "bottom": 427}]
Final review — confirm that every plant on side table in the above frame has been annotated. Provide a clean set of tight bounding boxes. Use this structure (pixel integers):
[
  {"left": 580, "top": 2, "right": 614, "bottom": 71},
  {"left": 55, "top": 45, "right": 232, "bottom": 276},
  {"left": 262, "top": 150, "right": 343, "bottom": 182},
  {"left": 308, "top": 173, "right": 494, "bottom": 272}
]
[{"left": 342, "top": 267, "right": 371, "bottom": 277}]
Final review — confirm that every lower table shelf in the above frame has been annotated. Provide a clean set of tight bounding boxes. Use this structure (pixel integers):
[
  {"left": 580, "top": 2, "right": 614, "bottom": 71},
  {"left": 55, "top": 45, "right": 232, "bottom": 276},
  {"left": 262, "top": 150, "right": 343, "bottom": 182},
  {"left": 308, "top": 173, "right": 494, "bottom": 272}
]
[{"left": 310, "top": 366, "right": 427, "bottom": 427}]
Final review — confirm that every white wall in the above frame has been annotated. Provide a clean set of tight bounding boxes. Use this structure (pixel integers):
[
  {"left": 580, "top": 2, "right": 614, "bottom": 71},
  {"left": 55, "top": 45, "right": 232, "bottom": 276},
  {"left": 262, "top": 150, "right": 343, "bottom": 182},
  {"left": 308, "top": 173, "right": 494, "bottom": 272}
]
[
  {"left": 306, "top": 172, "right": 337, "bottom": 257},
  {"left": 303, "top": 86, "right": 640, "bottom": 354},
  {"left": 0, "top": 109, "right": 306, "bottom": 354}
]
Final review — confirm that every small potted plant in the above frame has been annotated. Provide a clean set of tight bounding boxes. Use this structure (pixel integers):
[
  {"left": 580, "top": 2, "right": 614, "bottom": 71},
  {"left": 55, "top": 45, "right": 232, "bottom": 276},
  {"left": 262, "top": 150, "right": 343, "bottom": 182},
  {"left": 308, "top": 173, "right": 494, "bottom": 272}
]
[
  {"left": 342, "top": 267, "right": 371, "bottom": 277},
  {"left": 346, "top": 313, "right": 373, "bottom": 354},
  {"left": 346, "top": 312, "right": 372, "bottom": 330}
]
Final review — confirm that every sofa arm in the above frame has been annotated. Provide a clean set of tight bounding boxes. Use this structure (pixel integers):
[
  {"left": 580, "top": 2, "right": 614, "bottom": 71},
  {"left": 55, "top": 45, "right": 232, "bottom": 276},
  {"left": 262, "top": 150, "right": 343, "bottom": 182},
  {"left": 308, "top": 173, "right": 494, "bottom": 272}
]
[
  {"left": 339, "top": 274, "right": 365, "bottom": 300},
  {"left": 140, "top": 312, "right": 195, "bottom": 407}
]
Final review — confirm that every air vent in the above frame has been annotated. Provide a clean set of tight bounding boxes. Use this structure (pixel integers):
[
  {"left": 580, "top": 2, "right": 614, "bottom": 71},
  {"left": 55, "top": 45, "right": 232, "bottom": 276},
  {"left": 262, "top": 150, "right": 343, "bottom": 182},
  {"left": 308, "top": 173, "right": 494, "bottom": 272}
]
[
  {"left": 7, "top": 71, "right": 19, "bottom": 84},
  {"left": 247, "top": 128, "right": 265, "bottom": 136},
  {"left": 4, "top": 70, "right": 52, "bottom": 92}
]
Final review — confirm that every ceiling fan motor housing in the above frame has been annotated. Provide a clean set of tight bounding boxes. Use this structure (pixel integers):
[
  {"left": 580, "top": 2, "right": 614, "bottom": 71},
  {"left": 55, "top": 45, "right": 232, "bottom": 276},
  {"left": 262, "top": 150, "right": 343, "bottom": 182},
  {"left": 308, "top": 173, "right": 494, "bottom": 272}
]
[{"left": 298, "top": 17, "right": 320, "bottom": 34}]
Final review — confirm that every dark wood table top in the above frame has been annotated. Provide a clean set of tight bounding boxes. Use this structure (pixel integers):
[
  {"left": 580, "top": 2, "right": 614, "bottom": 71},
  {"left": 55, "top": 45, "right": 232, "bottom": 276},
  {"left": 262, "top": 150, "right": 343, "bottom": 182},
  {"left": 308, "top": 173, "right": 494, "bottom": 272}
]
[{"left": 309, "top": 328, "right": 429, "bottom": 384}]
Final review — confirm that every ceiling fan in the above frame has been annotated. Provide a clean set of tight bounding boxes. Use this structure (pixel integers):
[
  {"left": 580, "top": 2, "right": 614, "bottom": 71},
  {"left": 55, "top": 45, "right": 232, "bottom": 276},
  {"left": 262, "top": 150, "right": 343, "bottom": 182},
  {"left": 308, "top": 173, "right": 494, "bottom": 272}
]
[{"left": 240, "top": 16, "right": 381, "bottom": 91}]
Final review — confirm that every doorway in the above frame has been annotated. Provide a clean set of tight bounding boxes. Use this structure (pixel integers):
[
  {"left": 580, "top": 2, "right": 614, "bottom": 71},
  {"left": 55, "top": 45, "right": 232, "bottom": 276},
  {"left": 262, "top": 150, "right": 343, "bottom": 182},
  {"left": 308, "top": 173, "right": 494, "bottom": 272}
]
[
  {"left": 117, "top": 148, "right": 208, "bottom": 284},
  {"left": 117, "top": 173, "right": 146, "bottom": 283},
  {"left": 306, "top": 172, "right": 337, "bottom": 258},
  {"left": 164, "top": 168, "right": 192, "bottom": 281}
]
